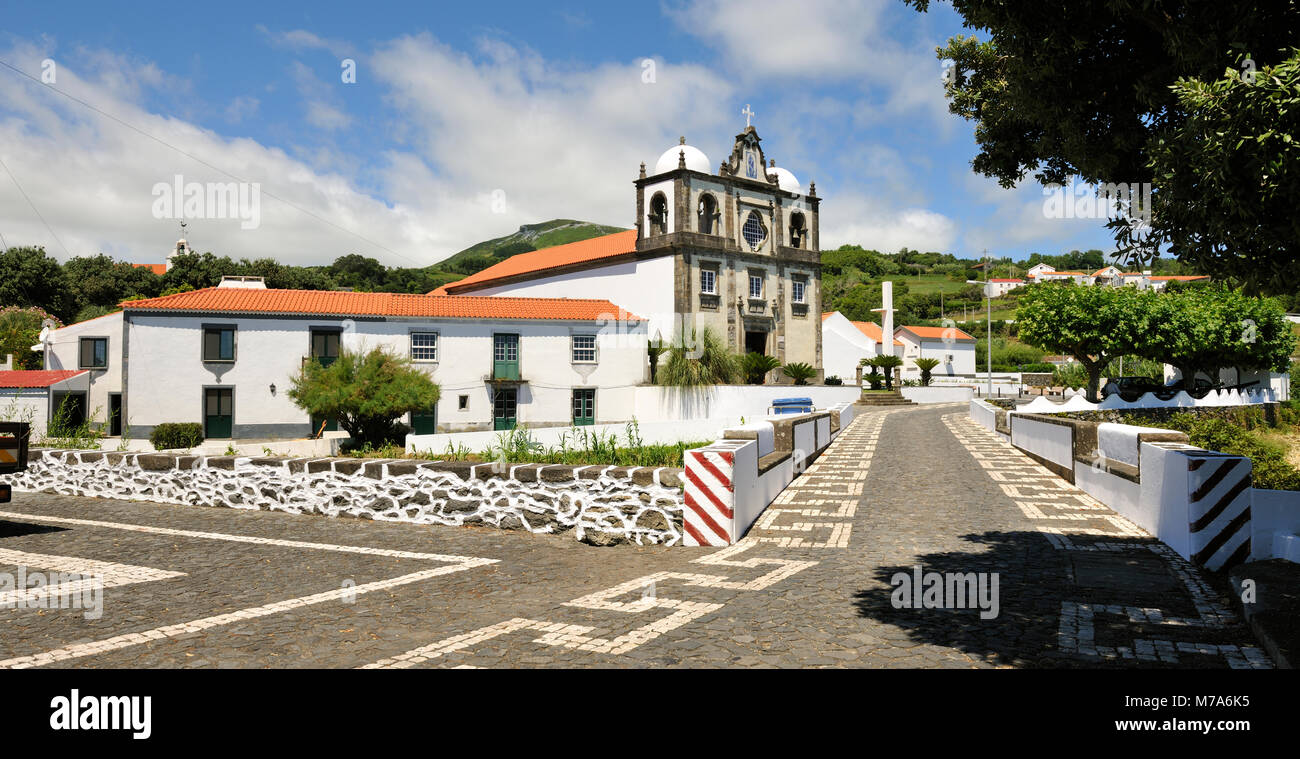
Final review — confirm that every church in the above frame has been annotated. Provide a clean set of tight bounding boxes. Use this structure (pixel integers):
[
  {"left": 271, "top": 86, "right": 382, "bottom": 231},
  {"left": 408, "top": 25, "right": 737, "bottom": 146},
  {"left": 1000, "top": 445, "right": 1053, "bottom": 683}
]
[{"left": 434, "top": 121, "right": 825, "bottom": 380}]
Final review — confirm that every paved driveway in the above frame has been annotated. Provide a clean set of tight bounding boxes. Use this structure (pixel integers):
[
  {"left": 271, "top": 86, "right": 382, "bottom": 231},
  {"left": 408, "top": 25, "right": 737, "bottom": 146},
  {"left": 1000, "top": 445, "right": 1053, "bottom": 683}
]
[{"left": 0, "top": 404, "right": 1270, "bottom": 668}]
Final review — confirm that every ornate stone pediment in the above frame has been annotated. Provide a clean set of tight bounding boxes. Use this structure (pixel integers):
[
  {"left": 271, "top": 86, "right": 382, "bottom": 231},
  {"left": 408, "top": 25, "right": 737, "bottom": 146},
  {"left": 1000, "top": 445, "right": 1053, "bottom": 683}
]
[{"left": 724, "top": 127, "right": 775, "bottom": 184}]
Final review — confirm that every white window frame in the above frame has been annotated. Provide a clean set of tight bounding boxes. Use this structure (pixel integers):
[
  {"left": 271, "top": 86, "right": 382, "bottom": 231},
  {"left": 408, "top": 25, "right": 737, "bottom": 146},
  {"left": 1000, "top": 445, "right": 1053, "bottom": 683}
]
[
  {"left": 792, "top": 279, "right": 806, "bottom": 304},
  {"left": 410, "top": 331, "right": 438, "bottom": 362},
  {"left": 571, "top": 334, "right": 598, "bottom": 364},
  {"left": 748, "top": 274, "right": 764, "bottom": 299},
  {"left": 700, "top": 268, "right": 717, "bottom": 295}
]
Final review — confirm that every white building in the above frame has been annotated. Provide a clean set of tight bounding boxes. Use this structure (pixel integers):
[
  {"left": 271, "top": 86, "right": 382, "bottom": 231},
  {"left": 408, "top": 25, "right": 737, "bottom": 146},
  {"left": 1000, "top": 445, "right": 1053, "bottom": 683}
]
[
  {"left": 435, "top": 125, "right": 825, "bottom": 378},
  {"left": 0, "top": 370, "right": 91, "bottom": 439},
  {"left": 820, "top": 312, "right": 902, "bottom": 382},
  {"left": 894, "top": 325, "right": 977, "bottom": 379},
  {"left": 985, "top": 278, "right": 1025, "bottom": 296},
  {"left": 45, "top": 278, "right": 647, "bottom": 440},
  {"left": 44, "top": 311, "right": 125, "bottom": 435}
]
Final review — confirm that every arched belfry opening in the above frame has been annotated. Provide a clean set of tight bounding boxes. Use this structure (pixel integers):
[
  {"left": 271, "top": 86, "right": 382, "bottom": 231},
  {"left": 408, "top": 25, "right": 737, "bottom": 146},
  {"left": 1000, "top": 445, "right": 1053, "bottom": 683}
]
[
  {"left": 789, "top": 211, "right": 807, "bottom": 249},
  {"left": 649, "top": 192, "right": 668, "bottom": 236},
  {"left": 697, "top": 193, "right": 718, "bottom": 234}
]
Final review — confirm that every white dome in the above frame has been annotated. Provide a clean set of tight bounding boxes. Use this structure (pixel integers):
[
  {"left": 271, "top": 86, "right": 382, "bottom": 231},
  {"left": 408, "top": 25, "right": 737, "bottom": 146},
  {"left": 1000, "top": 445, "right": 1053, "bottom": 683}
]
[
  {"left": 767, "top": 166, "right": 802, "bottom": 193},
  {"left": 654, "top": 142, "right": 710, "bottom": 175}
]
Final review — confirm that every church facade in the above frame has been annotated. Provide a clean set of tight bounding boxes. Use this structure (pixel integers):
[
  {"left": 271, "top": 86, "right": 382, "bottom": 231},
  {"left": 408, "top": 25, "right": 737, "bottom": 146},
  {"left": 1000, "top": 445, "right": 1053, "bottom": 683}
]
[{"left": 435, "top": 125, "right": 824, "bottom": 380}]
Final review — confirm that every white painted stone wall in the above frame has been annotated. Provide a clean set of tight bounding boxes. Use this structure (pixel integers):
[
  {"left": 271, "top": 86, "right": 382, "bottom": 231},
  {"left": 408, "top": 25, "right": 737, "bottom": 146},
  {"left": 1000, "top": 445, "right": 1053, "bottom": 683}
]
[{"left": 4, "top": 450, "right": 685, "bottom": 546}]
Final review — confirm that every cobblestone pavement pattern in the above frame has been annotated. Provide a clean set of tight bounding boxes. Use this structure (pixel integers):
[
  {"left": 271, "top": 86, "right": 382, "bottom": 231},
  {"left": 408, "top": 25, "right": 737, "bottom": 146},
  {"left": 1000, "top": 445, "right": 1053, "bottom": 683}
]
[{"left": 0, "top": 404, "right": 1269, "bottom": 668}]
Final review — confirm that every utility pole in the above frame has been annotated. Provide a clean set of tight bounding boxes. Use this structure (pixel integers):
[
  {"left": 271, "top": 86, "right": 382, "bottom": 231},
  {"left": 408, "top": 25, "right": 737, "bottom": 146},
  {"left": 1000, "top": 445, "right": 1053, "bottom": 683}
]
[{"left": 966, "top": 249, "right": 993, "bottom": 398}]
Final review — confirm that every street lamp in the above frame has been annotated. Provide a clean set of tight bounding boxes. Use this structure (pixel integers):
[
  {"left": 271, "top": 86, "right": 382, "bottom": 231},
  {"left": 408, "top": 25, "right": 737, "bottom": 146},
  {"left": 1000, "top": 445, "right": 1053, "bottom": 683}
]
[{"left": 966, "top": 251, "right": 993, "bottom": 398}]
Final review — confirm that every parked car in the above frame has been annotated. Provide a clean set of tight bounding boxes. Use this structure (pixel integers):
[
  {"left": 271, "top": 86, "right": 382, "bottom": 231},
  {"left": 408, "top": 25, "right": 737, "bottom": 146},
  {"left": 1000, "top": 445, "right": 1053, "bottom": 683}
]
[{"left": 1103, "top": 376, "right": 1164, "bottom": 402}]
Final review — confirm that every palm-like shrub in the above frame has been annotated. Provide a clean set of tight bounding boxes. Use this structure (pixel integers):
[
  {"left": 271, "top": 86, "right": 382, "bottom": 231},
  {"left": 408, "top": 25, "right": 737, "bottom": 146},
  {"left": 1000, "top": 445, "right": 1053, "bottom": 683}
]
[
  {"left": 866, "top": 354, "right": 904, "bottom": 390},
  {"left": 657, "top": 327, "right": 741, "bottom": 387},
  {"left": 913, "top": 357, "right": 941, "bottom": 387},
  {"left": 782, "top": 362, "right": 816, "bottom": 386},
  {"left": 742, "top": 352, "right": 781, "bottom": 384}
]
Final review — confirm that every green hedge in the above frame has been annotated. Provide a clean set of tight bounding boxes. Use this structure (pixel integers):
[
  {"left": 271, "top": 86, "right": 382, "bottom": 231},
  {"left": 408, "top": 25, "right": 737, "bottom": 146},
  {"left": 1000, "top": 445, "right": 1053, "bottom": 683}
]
[{"left": 150, "top": 423, "right": 204, "bottom": 451}]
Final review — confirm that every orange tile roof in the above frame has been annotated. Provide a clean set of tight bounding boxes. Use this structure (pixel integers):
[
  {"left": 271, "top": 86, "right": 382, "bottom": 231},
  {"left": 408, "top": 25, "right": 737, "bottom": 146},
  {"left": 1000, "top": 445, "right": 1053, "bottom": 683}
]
[
  {"left": 0, "top": 370, "right": 87, "bottom": 388},
  {"left": 133, "top": 263, "right": 168, "bottom": 276},
  {"left": 1091, "top": 267, "right": 1119, "bottom": 276},
  {"left": 897, "top": 325, "right": 976, "bottom": 342},
  {"left": 120, "top": 287, "right": 641, "bottom": 322},
  {"left": 436, "top": 230, "right": 638, "bottom": 294},
  {"left": 850, "top": 321, "right": 904, "bottom": 346}
]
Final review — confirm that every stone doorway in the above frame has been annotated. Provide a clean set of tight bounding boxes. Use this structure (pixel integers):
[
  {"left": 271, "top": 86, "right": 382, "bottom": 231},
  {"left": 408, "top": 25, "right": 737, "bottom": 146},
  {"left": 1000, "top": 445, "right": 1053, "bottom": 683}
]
[{"left": 744, "top": 330, "right": 768, "bottom": 355}]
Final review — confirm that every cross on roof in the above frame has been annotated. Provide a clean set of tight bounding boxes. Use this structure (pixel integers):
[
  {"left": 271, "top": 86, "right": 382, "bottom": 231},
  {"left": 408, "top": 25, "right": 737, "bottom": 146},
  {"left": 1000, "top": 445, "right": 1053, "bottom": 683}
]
[{"left": 741, "top": 104, "right": 755, "bottom": 127}]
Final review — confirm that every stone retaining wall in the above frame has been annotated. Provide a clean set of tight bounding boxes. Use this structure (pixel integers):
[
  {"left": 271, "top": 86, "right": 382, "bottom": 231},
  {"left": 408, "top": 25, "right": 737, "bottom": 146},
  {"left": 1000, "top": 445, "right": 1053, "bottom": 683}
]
[{"left": 3, "top": 450, "right": 685, "bottom": 546}]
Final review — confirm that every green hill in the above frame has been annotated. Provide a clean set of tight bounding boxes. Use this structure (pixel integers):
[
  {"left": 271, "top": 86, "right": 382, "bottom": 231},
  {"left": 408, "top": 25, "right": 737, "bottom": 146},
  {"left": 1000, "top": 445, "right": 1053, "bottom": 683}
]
[{"left": 435, "top": 219, "right": 628, "bottom": 277}]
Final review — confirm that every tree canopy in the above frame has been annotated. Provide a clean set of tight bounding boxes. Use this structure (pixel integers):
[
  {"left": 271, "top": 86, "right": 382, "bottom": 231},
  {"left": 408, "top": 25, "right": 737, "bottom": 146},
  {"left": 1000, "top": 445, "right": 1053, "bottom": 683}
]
[
  {"left": 288, "top": 347, "right": 440, "bottom": 448},
  {"left": 908, "top": 0, "right": 1300, "bottom": 294}
]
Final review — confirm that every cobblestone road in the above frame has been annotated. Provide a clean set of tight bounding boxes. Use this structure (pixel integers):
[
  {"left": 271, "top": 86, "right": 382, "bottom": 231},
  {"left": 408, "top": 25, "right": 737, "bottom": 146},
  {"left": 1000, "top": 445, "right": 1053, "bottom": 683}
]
[{"left": 0, "top": 404, "right": 1270, "bottom": 668}]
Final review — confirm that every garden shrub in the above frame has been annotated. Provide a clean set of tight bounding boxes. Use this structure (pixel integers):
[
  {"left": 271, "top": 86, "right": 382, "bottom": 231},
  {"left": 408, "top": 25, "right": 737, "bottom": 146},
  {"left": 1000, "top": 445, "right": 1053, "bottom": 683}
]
[{"left": 150, "top": 422, "right": 204, "bottom": 450}]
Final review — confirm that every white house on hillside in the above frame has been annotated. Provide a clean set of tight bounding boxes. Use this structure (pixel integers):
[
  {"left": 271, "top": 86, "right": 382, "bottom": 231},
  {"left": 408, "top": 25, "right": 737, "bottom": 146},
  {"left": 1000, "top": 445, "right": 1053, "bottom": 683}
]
[
  {"left": 894, "top": 325, "right": 977, "bottom": 379},
  {"left": 820, "top": 311, "right": 902, "bottom": 381},
  {"left": 43, "top": 277, "right": 647, "bottom": 440}
]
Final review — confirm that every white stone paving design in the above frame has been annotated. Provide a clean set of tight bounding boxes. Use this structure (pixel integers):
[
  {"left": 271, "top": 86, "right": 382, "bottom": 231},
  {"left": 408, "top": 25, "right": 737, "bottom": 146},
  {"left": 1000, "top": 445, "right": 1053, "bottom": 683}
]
[
  {"left": 6, "top": 452, "right": 684, "bottom": 545},
  {"left": 0, "top": 548, "right": 186, "bottom": 609},
  {"left": 0, "top": 511, "right": 498, "bottom": 669},
  {"left": 360, "top": 411, "right": 895, "bottom": 668},
  {"left": 942, "top": 413, "right": 1272, "bottom": 669}
]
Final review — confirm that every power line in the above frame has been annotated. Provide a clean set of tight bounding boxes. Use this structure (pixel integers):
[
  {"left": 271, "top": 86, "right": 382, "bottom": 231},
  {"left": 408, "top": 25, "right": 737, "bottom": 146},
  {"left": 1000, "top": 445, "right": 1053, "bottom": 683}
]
[
  {"left": 0, "top": 153, "right": 71, "bottom": 257},
  {"left": 0, "top": 58, "right": 426, "bottom": 267}
]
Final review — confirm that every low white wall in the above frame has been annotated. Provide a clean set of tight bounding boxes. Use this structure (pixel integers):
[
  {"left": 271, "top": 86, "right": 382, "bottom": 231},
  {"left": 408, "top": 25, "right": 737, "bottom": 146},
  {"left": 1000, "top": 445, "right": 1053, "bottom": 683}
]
[
  {"left": 1096, "top": 422, "right": 1172, "bottom": 469},
  {"left": 408, "top": 418, "right": 728, "bottom": 455},
  {"left": 1010, "top": 415, "right": 1074, "bottom": 470},
  {"left": 902, "top": 386, "right": 974, "bottom": 404},
  {"left": 632, "top": 385, "right": 860, "bottom": 426},
  {"left": 969, "top": 399, "right": 999, "bottom": 432},
  {"left": 1251, "top": 489, "right": 1300, "bottom": 562}
]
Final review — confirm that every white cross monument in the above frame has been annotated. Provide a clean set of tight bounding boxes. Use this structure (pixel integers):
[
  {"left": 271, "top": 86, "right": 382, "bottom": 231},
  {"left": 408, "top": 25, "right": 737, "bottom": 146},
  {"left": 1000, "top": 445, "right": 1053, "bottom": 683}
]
[
  {"left": 742, "top": 104, "right": 755, "bottom": 127},
  {"left": 872, "top": 281, "right": 897, "bottom": 360}
]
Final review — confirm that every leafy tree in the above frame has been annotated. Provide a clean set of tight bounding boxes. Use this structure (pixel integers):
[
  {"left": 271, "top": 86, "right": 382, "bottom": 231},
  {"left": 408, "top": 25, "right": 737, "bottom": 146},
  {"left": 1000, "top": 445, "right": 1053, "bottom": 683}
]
[
  {"left": 161, "top": 252, "right": 241, "bottom": 291},
  {"left": 908, "top": 0, "right": 1300, "bottom": 293},
  {"left": 0, "top": 247, "right": 73, "bottom": 322},
  {"left": 1135, "top": 285, "right": 1295, "bottom": 390},
  {"left": 1016, "top": 284, "right": 1148, "bottom": 401},
  {"left": 0, "top": 306, "right": 61, "bottom": 370},
  {"left": 288, "top": 347, "right": 440, "bottom": 448},
  {"left": 63, "top": 254, "right": 162, "bottom": 316},
  {"left": 328, "top": 254, "right": 388, "bottom": 291},
  {"left": 742, "top": 352, "right": 781, "bottom": 385},
  {"left": 1114, "top": 49, "right": 1300, "bottom": 294},
  {"left": 913, "top": 357, "right": 941, "bottom": 386},
  {"left": 781, "top": 362, "right": 816, "bottom": 386},
  {"left": 656, "top": 327, "right": 740, "bottom": 387}
]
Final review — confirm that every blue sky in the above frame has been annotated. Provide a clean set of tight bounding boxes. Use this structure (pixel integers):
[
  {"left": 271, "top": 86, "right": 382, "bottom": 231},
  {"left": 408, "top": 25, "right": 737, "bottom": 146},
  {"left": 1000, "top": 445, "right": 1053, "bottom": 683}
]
[{"left": 0, "top": 0, "right": 1117, "bottom": 268}]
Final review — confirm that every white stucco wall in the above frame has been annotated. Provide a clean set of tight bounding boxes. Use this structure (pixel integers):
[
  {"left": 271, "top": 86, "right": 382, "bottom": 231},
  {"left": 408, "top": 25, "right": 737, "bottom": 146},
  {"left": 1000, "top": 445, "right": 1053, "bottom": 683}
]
[
  {"left": 123, "top": 313, "right": 646, "bottom": 439},
  {"left": 46, "top": 311, "right": 123, "bottom": 428},
  {"left": 471, "top": 256, "right": 676, "bottom": 344},
  {"left": 898, "top": 335, "right": 976, "bottom": 378},
  {"left": 0, "top": 388, "right": 50, "bottom": 438},
  {"left": 820, "top": 312, "right": 881, "bottom": 382}
]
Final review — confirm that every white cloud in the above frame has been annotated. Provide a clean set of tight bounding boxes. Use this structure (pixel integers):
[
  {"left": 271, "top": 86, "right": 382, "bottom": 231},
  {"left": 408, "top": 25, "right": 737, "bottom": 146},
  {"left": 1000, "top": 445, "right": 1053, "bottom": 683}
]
[
  {"left": 821, "top": 191, "right": 957, "bottom": 253},
  {"left": 0, "top": 35, "right": 737, "bottom": 267},
  {"left": 0, "top": 40, "right": 429, "bottom": 267}
]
